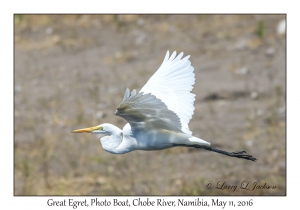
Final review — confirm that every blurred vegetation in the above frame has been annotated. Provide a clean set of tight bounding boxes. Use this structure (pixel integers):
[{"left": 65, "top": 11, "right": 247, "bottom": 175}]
[
  {"left": 256, "top": 21, "right": 265, "bottom": 38},
  {"left": 15, "top": 14, "right": 285, "bottom": 195}
]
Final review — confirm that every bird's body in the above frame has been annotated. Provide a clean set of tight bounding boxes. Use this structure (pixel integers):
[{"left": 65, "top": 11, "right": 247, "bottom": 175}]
[
  {"left": 73, "top": 51, "right": 256, "bottom": 161},
  {"left": 100, "top": 123, "right": 208, "bottom": 154}
]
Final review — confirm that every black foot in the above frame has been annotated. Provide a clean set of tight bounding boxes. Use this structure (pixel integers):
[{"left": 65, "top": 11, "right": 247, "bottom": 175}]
[
  {"left": 230, "top": 151, "right": 257, "bottom": 161},
  {"left": 232, "top": 150, "right": 247, "bottom": 155}
]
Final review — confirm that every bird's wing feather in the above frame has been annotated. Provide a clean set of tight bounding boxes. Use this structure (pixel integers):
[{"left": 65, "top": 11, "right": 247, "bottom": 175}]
[
  {"left": 115, "top": 88, "right": 182, "bottom": 133},
  {"left": 140, "top": 51, "right": 196, "bottom": 135}
]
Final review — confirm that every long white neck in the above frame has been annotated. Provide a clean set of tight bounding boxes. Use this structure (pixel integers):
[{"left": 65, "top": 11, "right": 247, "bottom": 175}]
[{"left": 99, "top": 125, "right": 123, "bottom": 154}]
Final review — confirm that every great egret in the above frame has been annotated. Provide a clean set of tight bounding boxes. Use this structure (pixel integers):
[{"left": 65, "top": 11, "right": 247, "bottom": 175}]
[{"left": 73, "top": 51, "right": 256, "bottom": 161}]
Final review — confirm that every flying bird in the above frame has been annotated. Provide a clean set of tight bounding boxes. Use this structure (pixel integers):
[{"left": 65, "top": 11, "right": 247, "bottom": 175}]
[{"left": 73, "top": 51, "right": 256, "bottom": 161}]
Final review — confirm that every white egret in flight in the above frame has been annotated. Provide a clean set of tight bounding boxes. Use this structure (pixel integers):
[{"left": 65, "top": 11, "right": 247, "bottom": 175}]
[{"left": 73, "top": 51, "right": 256, "bottom": 161}]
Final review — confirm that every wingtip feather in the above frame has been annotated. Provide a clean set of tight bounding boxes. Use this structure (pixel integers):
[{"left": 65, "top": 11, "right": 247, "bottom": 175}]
[{"left": 123, "top": 88, "right": 130, "bottom": 101}]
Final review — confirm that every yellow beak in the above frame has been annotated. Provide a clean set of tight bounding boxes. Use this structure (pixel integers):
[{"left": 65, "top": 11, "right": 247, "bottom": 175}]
[{"left": 72, "top": 126, "right": 99, "bottom": 133}]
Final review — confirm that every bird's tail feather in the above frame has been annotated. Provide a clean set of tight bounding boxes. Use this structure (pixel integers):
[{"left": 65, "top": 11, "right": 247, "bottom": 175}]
[{"left": 188, "top": 136, "right": 211, "bottom": 146}]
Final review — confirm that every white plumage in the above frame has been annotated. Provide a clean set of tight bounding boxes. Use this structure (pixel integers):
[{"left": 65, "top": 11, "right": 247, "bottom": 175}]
[
  {"left": 72, "top": 51, "right": 257, "bottom": 161},
  {"left": 140, "top": 51, "right": 195, "bottom": 135}
]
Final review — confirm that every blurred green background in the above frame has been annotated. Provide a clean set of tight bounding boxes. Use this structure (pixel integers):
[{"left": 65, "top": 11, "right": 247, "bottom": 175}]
[{"left": 14, "top": 14, "right": 286, "bottom": 195}]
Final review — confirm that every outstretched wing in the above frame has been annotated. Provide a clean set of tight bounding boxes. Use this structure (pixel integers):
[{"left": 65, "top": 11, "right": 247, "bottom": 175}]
[
  {"left": 115, "top": 88, "right": 183, "bottom": 133},
  {"left": 140, "top": 51, "right": 196, "bottom": 135}
]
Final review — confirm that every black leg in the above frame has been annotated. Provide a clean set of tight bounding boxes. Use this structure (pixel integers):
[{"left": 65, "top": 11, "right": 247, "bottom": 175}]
[{"left": 172, "top": 144, "right": 257, "bottom": 162}]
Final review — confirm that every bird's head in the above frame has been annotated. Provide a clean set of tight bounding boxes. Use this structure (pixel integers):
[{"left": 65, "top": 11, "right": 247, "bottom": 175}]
[
  {"left": 72, "top": 123, "right": 123, "bottom": 154},
  {"left": 72, "top": 123, "right": 120, "bottom": 135}
]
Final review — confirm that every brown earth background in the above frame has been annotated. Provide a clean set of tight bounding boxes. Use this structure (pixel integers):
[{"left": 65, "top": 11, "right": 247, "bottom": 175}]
[{"left": 14, "top": 14, "right": 286, "bottom": 195}]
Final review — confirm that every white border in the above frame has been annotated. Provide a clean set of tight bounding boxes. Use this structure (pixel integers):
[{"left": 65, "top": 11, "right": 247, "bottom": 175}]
[{"left": 1, "top": 0, "right": 295, "bottom": 209}]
